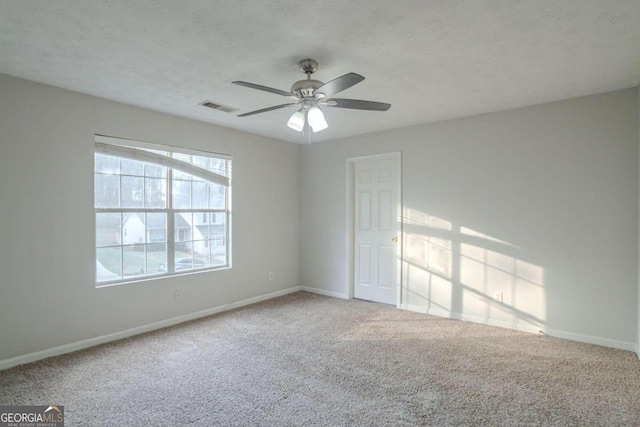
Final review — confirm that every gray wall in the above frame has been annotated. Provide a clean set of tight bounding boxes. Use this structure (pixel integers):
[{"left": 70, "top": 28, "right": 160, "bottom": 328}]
[
  {"left": 300, "top": 89, "right": 639, "bottom": 351},
  {"left": 0, "top": 74, "right": 301, "bottom": 361},
  {"left": 1, "top": 73, "right": 638, "bottom": 363}
]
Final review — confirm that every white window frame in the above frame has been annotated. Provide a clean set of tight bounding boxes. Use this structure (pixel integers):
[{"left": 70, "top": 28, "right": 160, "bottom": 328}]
[{"left": 94, "top": 135, "right": 232, "bottom": 286}]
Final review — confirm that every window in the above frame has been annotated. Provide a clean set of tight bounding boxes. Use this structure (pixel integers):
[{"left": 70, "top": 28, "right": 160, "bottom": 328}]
[{"left": 94, "top": 135, "right": 231, "bottom": 286}]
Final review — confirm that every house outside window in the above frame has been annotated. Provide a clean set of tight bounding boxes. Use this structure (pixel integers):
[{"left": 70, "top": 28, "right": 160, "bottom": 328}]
[{"left": 94, "top": 135, "right": 231, "bottom": 285}]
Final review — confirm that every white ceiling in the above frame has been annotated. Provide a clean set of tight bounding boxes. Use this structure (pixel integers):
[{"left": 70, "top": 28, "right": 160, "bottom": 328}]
[{"left": 0, "top": 1, "right": 639, "bottom": 144}]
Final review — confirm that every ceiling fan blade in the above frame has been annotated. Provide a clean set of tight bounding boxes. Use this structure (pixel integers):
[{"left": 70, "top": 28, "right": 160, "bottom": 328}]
[
  {"left": 326, "top": 98, "right": 391, "bottom": 111},
  {"left": 237, "top": 103, "right": 296, "bottom": 117},
  {"left": 232, "top": 81, "right": 292, "bottom": 97},
  {"left": 316, "top": 73, "right": 364, "bottom": 98}
]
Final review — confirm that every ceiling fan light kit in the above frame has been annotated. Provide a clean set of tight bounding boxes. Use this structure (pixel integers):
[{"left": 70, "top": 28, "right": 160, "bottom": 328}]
[
  {"left": 287, "top": 110, "right": 305, "bottom": 132},
  {"left": 307, "top": 106, "right": 328, "bottom": 132},
  {"left": 233, "top": 58, "right": 391, "bottom": 135}
]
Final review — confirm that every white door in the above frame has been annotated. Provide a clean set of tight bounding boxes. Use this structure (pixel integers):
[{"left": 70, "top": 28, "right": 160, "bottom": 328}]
[{"left": 354, "top": 156, "right": 400, "bottom": 305}]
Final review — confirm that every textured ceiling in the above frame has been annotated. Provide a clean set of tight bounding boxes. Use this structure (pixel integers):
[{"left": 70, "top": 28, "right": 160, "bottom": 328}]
[{"left": 0, "top": 0, "right": 639, "bottom": 144}]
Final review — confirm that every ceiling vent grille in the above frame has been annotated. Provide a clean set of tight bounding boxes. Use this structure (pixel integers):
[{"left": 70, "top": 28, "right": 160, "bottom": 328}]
[{"left": 200, "top": 100, "right": 238, "bottom": 114}]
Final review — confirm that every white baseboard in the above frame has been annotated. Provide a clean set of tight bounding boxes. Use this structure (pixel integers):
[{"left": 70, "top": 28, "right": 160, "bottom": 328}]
[
  {"left": 401, "top": 304, "right": 542, "bottom": 335},
  {"left": 401, "top": 303, "right": 431, "bottom": 314},
  {"left": 400, "top": 304, "right": 637, "bottom": 353},
  {"left": 542, "top": 328, "right": 637, "bottom": 353},
  {"left": 300, "top": 286, "right": 349, "bottom": 300},
  {"left": 0, "top": 286, "right": 303, "bottom": 371}
]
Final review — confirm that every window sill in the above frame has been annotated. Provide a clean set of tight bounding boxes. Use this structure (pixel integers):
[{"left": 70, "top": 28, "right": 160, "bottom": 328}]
[{"left": 95, "top": 265, "right": 232, "bottom": 288}]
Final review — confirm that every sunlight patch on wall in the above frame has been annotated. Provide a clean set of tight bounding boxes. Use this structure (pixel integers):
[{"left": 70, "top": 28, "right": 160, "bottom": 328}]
[
  {"left": 460, "top": 226, "right": 519, "bottom": 248},
  {"left": 400, "top": 208, "right": 546, "bottom": 330},
  {"left": 403, "top": 207, "right": 452, "bottom": 229},
  {"left": 402, "top": 209, "right": 454, "bottom": 310},
  {"left": 460, "top": 243, "right": 545, "bottom": 328}
]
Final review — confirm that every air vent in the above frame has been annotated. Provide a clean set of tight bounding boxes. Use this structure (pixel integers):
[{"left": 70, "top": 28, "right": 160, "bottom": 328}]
[{"left": 199, "top": 100, "right": 238, "bottom": 114}]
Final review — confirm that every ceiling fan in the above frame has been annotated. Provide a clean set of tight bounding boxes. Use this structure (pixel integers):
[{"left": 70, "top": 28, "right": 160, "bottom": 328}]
[{"left": 233, "top": 59, "right": 391, "bottom": 133}]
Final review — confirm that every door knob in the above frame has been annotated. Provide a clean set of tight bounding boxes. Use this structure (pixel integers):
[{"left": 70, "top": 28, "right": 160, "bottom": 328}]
[{"left": 392, "top": 236, "right": 398, "bottom": 242}]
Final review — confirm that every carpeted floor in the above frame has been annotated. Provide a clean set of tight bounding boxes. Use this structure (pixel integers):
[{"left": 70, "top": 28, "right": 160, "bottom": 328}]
[{"left": 1, "top": 292, "right": 639, "bottom": 426}]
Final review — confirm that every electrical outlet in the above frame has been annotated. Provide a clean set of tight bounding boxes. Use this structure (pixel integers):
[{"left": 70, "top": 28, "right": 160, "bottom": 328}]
[
  {"left": 494, "top": 292, "right": 503, "bottom": 303},
  {"left": 268, "top": 272, "right": 275, "bottom": 280},
  {"left": 174, "top": 289, "right": 181, "bottom": 301}
]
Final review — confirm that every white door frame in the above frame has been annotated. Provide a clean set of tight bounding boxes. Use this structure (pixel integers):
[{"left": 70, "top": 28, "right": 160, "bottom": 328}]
[{"left": 346, "top": 152, "right": 402, "bottom": 307}]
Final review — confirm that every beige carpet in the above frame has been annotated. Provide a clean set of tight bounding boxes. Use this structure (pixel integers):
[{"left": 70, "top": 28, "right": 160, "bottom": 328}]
[{"left": 1, "top": 292, "right": 639, "bottom": 426}]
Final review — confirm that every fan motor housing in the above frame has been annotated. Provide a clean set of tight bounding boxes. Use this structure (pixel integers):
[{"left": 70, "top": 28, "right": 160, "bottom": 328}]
[{"left": 291, "top": 79, "right": 324, "bottom": 98}]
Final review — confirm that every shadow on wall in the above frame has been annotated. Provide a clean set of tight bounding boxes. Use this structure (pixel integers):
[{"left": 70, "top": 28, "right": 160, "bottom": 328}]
[{"left": 401, "top": 207, "right": 546, "bottom": 332}]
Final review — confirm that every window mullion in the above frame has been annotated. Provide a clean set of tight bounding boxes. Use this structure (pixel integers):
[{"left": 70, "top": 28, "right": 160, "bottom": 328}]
[
  {"left": 167, "top": 167, "right": 175, "bottom": 273},
  {"left": 119, "top": 212, "right": 124, "bottom": 281},
  {"left": 226, "top": 165, "right": 231, "bottom": 267},
  {"left": 118, "top": 158, "right": 123, "bottom": 209}
]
